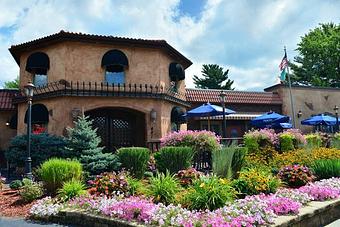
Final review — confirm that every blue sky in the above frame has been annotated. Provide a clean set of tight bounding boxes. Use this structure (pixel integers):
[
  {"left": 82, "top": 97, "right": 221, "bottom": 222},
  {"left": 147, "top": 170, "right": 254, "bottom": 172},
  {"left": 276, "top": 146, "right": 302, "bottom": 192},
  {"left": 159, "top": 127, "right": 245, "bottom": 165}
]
[{"left": 0, "top": 0, "right": 339, "bottom": 91}]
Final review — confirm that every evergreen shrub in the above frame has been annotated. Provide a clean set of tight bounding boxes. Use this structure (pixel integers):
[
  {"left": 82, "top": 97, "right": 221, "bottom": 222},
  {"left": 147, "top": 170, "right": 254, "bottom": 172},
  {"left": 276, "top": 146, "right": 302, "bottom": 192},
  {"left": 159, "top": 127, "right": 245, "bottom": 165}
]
[
  {"left": 154, "top": 147, "right": 194, "bottom": 174},
  {"left": 117, "top": 147, "right": 150, "bottom": 179},
  {"left": 5, "top": 133, "right": 67, "bottom": 167},
  {"left": 65, "top": 116, "right": 120, "bottom": 175}
]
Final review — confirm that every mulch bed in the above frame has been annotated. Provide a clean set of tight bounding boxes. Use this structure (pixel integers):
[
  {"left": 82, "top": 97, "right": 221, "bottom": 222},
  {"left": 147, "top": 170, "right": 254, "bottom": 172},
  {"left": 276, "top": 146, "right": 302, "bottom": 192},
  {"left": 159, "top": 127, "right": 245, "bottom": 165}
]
[{"left": 0, "top": 187, "right": 34, "bottom": 217}]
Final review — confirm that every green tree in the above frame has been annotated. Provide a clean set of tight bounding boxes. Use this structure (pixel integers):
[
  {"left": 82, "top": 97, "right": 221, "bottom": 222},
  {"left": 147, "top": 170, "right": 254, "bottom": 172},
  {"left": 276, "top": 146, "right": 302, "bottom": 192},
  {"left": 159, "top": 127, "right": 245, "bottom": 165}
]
[
  {"left": 193, "top": 64, "right": 234, "bottom": 90},
  {"left": 65, "top": 115, "right": 120, "bottom": 175},
  {"left": 290, "top": 23, "right": 340, "bottom": 87},
  {"left": 4, "top": 77, "right": 19, "bottom": 88}
]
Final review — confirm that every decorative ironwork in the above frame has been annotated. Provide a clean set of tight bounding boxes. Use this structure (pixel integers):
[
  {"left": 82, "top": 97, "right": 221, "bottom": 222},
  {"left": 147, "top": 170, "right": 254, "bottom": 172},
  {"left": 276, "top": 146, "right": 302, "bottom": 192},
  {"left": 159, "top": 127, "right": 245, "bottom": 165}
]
[{"left": 13, "top": 80, "right": 190, "bottom": 107}]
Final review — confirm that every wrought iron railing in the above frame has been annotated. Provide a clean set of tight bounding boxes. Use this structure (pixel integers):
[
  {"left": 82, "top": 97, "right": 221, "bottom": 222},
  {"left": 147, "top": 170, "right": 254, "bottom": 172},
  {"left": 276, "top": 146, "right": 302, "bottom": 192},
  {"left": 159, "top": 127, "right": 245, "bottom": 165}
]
[{"left": 13, "top": 80, "right": 190, "bottom": 107}]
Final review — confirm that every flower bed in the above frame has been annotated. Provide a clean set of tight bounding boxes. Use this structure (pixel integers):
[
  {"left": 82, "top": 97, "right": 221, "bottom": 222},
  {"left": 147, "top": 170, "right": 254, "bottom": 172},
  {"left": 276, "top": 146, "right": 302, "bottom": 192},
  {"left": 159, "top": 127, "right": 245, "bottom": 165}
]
[{"left": 30, "top": 178, "right": 340, "bottom": 226}]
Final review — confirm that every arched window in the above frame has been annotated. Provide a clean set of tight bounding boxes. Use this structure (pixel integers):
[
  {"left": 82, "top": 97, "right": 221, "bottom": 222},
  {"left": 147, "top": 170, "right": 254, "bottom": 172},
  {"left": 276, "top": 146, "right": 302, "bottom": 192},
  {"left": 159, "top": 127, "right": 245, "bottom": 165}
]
[
  {"left": 25, "top": 52, "right": 50, "bottom": 87},
  {"left": 24, "top": 104, "right": 49, "bottom": 134},
  {"left": 101, "top": 50, "right": 128, "bottom": 84},
  {"left": 171, "top": 106, "right": 186, "bottom": 131},
  {"left": 169, "top": 63, "right": 185, "bottom": 92}
]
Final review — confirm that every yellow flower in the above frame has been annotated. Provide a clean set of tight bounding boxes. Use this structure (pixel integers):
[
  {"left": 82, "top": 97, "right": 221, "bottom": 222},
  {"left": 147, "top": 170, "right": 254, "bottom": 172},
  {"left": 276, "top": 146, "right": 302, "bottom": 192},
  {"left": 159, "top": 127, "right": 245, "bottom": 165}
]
[{"left": 200, "top": 183, "right": 205, "bottom": 188}]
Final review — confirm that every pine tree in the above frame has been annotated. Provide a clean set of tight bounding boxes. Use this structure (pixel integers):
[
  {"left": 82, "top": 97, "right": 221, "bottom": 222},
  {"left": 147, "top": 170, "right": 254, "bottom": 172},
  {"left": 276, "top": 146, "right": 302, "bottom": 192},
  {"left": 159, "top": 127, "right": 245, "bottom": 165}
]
[
  {"left": 193, "top": 64, "right": 234, "bottom": 90},
  {"left": 65, "top": 116, "right": 120, "bottom": 175}
]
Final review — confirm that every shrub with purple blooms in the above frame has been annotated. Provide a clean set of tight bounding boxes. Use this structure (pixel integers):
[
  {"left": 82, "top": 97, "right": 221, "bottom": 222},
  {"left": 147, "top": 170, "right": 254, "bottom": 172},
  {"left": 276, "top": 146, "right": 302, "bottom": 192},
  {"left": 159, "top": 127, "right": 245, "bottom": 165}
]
[
  {"left": 160, "top": 130, "right": 220, "bottom": 153},
  {"left": 278, "top": 164, "right": 315, "bottom": 187}
]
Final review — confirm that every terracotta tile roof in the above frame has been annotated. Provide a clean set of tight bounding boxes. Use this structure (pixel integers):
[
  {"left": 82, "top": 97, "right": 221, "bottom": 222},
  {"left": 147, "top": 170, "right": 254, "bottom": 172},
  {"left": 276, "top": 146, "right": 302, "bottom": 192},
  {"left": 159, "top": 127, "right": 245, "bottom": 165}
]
[
  {"left": 0, "top": 89, "right": 18, "bottom": 111},
  {"left": 185, "top": 88, "right": 282, "bottom": 105},
  {"left": 9, "top": 30, "right": 192, "bottom": 68}
]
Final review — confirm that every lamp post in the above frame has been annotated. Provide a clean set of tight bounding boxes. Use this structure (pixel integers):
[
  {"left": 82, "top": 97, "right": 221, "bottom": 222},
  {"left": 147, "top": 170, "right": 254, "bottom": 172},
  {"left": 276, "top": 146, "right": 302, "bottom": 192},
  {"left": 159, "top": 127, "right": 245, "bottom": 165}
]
[
  {"left": 334, "top": 105, "right": 339, "bottom": 132},
  {"left": 219, "top": 90, "right": 227, "bottom": 139},
  {"left": 24, "top": 82, "right": 35, "bottom": 180}
]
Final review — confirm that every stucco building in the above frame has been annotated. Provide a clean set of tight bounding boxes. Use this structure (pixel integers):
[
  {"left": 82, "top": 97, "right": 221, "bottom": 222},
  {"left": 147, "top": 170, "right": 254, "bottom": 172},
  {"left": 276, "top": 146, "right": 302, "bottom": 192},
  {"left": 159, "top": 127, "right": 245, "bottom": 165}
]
[
  {"left": 5, "top": 31, "right": 194, "bottom": 151},
  {"left": 1, "top": 31, "right": 339, "bottom": 163}
]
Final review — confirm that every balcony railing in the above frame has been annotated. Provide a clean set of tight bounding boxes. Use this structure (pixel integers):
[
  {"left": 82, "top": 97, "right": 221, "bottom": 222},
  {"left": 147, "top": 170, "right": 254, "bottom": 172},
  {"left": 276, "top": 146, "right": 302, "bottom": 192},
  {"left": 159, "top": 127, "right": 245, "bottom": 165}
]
[{"left": 13, "top": 80, "right": 190, "bottom": 107}]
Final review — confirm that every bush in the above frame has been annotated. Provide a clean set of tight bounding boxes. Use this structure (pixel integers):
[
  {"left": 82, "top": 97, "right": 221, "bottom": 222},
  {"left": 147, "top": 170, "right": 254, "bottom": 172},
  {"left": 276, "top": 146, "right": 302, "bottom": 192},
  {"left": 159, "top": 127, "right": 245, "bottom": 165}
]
[
  {"left": 147, "top": 172, "right": 180, "bottom": 205},
  {"left": 160, "top": 130, "right": 220, "bottom": 153},
  {"left": 20, "top": 178, "right": 43, "bottom": 202},
  {"left": 184, "top": 175, "right": 235, "bottom": 211},
  {"left": 231, "top": 169, "right": 281, "bottom": 195},
  {"left": 271, "top": 148, "right": 340, "bottom": 169},
  {"left": 154, "top": 147, "right": 194, "bottom": 174},
  {"left": 212, "top": 146, "right": 246, "bottom": 179},
  {"left": 117, "top": 147, "right": 150, "bottom": 179},
  {"left": 278, "top": 164, "right": 315, "bottom": 187},
  {"left": 243, "top": 129, "right": 278, "bottom": 153},
  {"left": 279, "top": 133, "right": 295, "bottom": 152},
  {"left": 305, "top": 134, "right": 322, "bottom": 148},
  {"left": 283, "top": 129, "right": 306, "bottom": 148},
  {"left": 39, "top": 158, "right": 83, "bottom": 194},
  {"left": 5, "top": 133, "right": 68, "bottom": 168},
  {"left": 331, "top": 133, "right": 340, "bottom": 149},
  {"left": 126, "top": 176, "right": 146, "bottom": 196},
  {"left": 65, "top": 116, "right": 120, "bottom": 175},
  {"left": 58, "top": 180, "right": 86, "bottom": 201},
  {"left": 10, "top": 180, "right": 23, "bottom": 190},
  {"left": 175, "top": 168, "right": 203, "bottom": 187},
  {"left": 88, "top": 172, "right": 129, "bottom": 197},
  {"left": 312, "top": 159, "right": 340, "bottom": 179}
]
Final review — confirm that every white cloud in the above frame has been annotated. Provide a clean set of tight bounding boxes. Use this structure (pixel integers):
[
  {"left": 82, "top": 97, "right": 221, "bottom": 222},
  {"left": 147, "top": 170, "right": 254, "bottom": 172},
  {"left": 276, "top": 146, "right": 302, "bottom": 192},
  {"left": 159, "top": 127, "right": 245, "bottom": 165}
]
[{"left": 0, "top": 0, "right": 339, "bottom": 90}]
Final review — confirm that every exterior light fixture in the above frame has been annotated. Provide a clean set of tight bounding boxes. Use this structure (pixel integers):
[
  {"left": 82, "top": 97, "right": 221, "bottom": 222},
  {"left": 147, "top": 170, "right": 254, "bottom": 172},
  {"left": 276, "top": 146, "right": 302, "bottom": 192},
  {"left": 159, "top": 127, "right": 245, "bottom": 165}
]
[
  {"left": 24, "top": 81, "right": 35, "bottom": 180},
  {"left": 150, "top": 109, "right": 157, "bottom": 123},
  {"left": 297, "top": 110, "right": 302, "bottom": 118}
]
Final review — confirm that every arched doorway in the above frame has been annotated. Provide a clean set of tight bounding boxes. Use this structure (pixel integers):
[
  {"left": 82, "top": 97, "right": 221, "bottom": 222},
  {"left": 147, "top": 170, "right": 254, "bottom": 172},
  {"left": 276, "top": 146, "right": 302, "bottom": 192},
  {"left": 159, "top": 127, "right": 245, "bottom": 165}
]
[{"left": 85, "top": 107, "right": 146, "bottom": 151}]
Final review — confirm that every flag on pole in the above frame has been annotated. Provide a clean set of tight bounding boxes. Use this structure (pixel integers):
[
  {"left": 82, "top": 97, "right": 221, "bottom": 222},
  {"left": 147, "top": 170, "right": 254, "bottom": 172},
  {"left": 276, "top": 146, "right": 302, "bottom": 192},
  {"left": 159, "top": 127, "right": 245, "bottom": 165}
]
[
  {"left": 279, "top": 52, "right": 288, "bottom": 82},
  {"left": 279, "top": 53, "right": 288, "bottom": 71}
]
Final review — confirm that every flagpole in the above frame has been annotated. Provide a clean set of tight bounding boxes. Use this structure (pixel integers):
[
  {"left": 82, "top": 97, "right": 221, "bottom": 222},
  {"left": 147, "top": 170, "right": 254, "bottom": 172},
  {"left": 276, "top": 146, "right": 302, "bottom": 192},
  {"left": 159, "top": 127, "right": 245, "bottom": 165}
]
[{"left": 285, "top": 46, "right": 296, "bottom": 128}]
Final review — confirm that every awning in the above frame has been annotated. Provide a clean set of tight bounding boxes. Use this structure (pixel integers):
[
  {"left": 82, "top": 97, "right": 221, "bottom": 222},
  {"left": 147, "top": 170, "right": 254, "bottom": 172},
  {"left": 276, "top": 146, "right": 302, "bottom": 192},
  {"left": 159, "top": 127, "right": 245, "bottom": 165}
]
[
  {"left": 24, "top": 104, "right": 49, "bottom": 124},
  {"left": 169, "top": 62, "right": 185, "bottom": 81},
  {"left": 25, "top": 52, "right": 50, "bottom": 74},
  {"left": 171, "top": 106, "right": 186, "bottom": 124},
  {"left": 200, "top": 113, "right": 262, "bottom": 121},
  {"left": 101, "top": 50, "right": 128, "bottom": 72}
]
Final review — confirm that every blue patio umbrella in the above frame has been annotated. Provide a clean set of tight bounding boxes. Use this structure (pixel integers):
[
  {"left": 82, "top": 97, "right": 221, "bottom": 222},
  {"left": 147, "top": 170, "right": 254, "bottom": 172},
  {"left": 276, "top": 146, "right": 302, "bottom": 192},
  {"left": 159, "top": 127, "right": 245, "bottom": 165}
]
[
  {"left": 251, "top": 112, "right": 290, "bottom": 128},
  {"left": 301, "top": 114, "right": 336, "bottom": 126},
  {"left": 185, "top": 103, "right": 235, "bottom": 130}
]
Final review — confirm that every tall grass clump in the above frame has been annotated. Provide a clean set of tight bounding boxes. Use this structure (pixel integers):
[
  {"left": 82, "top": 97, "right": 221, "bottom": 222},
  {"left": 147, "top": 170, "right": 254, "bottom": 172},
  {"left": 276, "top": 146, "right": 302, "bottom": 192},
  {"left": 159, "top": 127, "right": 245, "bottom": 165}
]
[
  {"left": 154, "top": 147, "right": 194, "bottom": 174},
  {"left": 212, "top": 146, "right": 246, "bottom": 179},
  {"left": 39, "top": 158, "right": 83, "bottom": 194},
  {"left": 57, "top": 180, "right": 86, "bottom": 201},
  {"left": 147, "top": 171, "right": 180, "bottom": 205},
  {"left": 312, "top": 159, "right": 340, "bottom": 179},
  {"left": 117, "top": 147, "right": 150, "bottom": 179}
]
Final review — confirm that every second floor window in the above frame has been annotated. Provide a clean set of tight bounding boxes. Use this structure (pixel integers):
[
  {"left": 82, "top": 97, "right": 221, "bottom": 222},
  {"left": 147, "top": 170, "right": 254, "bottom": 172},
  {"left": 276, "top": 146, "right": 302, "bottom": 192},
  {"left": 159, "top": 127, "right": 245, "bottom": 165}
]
[
  {"left": 25, "top": 52, "right": 50, "bottom": 87},
  {"left": 34, "top": 74, "right": 48, "bottom": 87},
  {"left": 101, "top": 50, "right": 128, "bottom": 84}
]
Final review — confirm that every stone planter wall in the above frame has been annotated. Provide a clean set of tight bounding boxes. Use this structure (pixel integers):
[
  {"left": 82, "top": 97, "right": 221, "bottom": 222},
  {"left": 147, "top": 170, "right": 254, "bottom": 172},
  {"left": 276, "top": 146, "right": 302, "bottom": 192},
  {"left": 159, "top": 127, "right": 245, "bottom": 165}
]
[{"left": 46, "top": 199, "right": 340, "bottom": 227}]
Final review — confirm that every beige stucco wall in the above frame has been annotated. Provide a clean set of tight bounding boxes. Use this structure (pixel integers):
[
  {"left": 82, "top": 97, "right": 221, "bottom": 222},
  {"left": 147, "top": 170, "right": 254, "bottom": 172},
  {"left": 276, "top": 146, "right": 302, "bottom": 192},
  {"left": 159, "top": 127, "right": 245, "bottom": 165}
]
[
  {"left": 17, "top": 96, "right": 184, "bottom": 143},
  {"left": 0, "top": 111, "right": 17, "bottom": 150},
  {"left": 269, "top": 86, "right": 340, "bottom": 133},
  {"left": 18, "top": 41, "right": 186, "bottom": 94}
]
